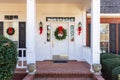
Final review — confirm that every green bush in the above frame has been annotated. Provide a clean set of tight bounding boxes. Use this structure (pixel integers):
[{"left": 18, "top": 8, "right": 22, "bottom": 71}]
[
  {"left": 100, "top": 53, "right": 120, "bottom": 65},
  {"left": 102, "top": 58, "right": 120, "bottom": 80},
  {"left": 100, "top": 53, "right": 120, "bottom": 60},
  {"left": 0, "top": 35, "right": 18, "bottom": 80},
  {"left": 112, "top": 66, "right": 120, "bottom": 80}
]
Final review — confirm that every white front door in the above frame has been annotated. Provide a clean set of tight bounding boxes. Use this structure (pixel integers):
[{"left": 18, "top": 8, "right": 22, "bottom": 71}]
[{"left": 51, "top": 22, "right": 69, "bottom": 57}]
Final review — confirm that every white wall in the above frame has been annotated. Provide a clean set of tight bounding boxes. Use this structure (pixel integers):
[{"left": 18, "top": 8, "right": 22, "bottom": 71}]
[
  {"left": 0, "top": 3, "right": 87, "bottom": 61},
  {"left": 0, "top": 3, "right": 26, "bottom": 21}
]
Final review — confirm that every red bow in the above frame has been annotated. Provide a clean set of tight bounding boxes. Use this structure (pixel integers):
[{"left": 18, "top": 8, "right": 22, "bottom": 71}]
[
  {"left": 78, "top": 27, "right": 82, "bottom": 35},
  {"left": 8, "top": 27, "right": 13, "bottom": 34},
  {"left": 58, "top": 26, "right": 63, "bottom": 34},
  {"left": 39, "top": 27, "right": 43, "bottom": 34}
]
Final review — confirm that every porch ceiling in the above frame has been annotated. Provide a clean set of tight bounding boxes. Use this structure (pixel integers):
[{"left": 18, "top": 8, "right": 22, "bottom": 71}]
[
  {"left": 38, "top": 0, "right": 91, "bottom": 10},
  {"left": 0, "top": 0, "right": 91, "bottom": 10},
  {"left": 0, "top": 0, "right": 26, "bottom": 3}
]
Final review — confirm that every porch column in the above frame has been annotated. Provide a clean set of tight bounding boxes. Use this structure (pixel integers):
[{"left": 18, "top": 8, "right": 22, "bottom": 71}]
[
  {"left": 91, "top": 0, "right": 100, "bottom": 67},
  {"left": 26, "top": 0, "right": 36, "bottom": 64}
]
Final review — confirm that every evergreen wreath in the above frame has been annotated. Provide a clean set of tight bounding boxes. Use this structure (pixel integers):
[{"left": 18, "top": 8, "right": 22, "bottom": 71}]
[
  {"left": 6, "top": 27, "right": 15, "bottom": 35},
  {"left": 54, "top": 26, "right": 67, "bottom": 40}
]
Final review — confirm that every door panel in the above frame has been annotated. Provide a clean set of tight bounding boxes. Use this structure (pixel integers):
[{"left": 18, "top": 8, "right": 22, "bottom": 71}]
[
  {"left": 109, "top": 24, "right": 116, "bottom": 53},
  {"left": 51, "top": 23, "right": 69, "bottom": 56},
  {"left": 0, "top": 22, "right": 3, "bottom": 35},
  {"left": 19, "top": 22, "right": 26, "bottom": 48}
]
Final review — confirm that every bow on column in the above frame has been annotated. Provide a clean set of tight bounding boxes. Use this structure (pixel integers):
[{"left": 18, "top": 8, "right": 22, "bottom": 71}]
[
  {"left": 78, "top": 22, "right": 82, "bottom": 35},
  {"left": 39, "top": 22, "right": 43, "bottom": 34}
]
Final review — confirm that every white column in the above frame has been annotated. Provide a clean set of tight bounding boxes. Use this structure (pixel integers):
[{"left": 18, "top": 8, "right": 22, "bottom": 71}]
[
  {"left": 91, "top": 0, "right": 100, "bottom": 65},
  {"left": 26, "top": 0, "right": 36, "bottom": 64}
]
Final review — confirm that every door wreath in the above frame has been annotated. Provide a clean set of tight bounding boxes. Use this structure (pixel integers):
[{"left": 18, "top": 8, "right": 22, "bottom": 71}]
[
  {"left": 6, "top": 27, "right": 15, "bottom": 35},
  {"left": 54, "top": 26, "right": 67, "bottom": 40}
]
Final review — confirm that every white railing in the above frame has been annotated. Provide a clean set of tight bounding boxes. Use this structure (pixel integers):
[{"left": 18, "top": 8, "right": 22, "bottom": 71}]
[
  {"left": 17, "top": 48, "right": 27, "bottom": 68},
  {"left": 82, "top": 46, "right": 92, "bottom": 64}
]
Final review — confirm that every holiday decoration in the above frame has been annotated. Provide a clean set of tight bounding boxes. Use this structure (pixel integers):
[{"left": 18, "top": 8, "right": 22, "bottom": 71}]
[
  {"left": 78, "top": 22, "right": 82, "bottom": 35},
  {"left": 54, "top": 26, "right": 67, "bottom": 40},
  {"left": 39, "top": 22, "right": 43, "bottom": 34},
  {"left": 6, "top": 27, "right": 15, "bottom": 35}
]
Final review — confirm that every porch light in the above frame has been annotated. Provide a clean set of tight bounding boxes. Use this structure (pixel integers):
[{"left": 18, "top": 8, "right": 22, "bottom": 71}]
[
  {"left": 78, "top": 22, "right": 82, "bottom": 35},
  {"left": 39, "top": 21, "right": 43, "bottom": 35}
]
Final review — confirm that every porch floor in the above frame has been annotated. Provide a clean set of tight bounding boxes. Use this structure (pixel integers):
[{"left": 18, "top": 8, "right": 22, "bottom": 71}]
[{"left": 36, "top": 60, "right": 91, "bottom": 75}]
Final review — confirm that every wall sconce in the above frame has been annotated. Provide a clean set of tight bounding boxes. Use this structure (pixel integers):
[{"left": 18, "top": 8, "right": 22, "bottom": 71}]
[
  {"left": 39, "top": 21, "right": 43, "bottom": 35},
  {"left": 78, "top": 22, "right": 82, "bottom": 35}
]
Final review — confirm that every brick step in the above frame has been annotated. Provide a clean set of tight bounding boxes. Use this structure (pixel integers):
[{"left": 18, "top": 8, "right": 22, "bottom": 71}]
[
  {"left": 13, "top": 73, "right": 27, "bottom": 80},
  {"left": 35, "top": 72, "right": 93, "bottom": 78},
  {"left": 35, "top": 77, "right": 93, "bottom": 80}
]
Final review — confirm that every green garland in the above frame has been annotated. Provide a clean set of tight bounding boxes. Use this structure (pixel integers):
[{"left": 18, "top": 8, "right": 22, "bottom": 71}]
[{"left": 54, "top": 28, "right": 67, "bottom": 40}]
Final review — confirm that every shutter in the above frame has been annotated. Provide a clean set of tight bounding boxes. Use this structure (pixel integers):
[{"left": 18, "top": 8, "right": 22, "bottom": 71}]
[
  {"left": 118, "top": 24, "right": 120, "bottom": 54},
  {"left": 109, "top": 24, "right": 116, "bottom": 54},
  {"left": 87, "top": 23, "right": 91, "bottom": 47},
  {"left": 0, "top": 22, "right": 3, "bottom": 35},
  {"left": 19, "top": 22, "right": 26, "bottom": 48}
]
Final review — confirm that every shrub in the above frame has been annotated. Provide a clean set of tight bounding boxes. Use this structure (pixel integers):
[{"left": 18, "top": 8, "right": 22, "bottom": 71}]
[
  {"left": 100, "top": 53, "right": 120, "bottom": 65},
  {"left": 0, "top": 35, "right": 17, "bottom": 80},
  {"left": 102, "top": 58, "right": 120, "bottom": 80},
  {"left": 100, "top": 53, "right": 120, "bottom": 60},
  {"left": 112, "top": 66, "right": 120, "bottom": 80}
]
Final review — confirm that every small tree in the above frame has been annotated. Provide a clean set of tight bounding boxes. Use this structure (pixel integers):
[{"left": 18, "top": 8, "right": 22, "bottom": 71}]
[{"left": 0, "top": 35, "right": 17, "bottom": 80}]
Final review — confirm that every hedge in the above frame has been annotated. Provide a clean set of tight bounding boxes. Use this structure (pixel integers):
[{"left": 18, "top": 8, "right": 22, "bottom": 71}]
[
  {"left": 102, "top": 58, "right": 120, "bottom": 80},
  {"left": 112, "top": 66, "right": 120, "bottom": 80},
  {"left": 100, "top": 53, "right": 120, "bottom": 60},
  {"left": 100, "top": 53, "right": 120, "bottom": 65},
  {"left": 0, "top": 35, "right": 18, "bottom": 80}
]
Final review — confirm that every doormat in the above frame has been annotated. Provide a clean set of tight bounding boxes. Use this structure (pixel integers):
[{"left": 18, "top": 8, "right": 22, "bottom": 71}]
[{"left": 53, "top": 60, "right": 68, "bottom": 63}]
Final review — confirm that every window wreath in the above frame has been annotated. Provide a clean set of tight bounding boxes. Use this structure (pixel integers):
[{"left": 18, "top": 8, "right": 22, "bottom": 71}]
[
  {"left": 6, "top": 27, "right": 15, "bottom": 35},
  {"left": 54, "top": 26, "right": 67, "bottom": 40}
]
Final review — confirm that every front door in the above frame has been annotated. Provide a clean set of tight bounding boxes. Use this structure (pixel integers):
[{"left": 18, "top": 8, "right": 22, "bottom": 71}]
[{"left": 51, "top": 22, "right": 69, "bottom": 57}]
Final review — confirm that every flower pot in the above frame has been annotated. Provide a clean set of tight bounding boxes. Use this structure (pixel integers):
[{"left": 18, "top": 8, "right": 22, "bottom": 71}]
[
  {"left": 92, "top": 64, "right": 102, "bottom": 75},
  {"left": 27, "top": 63, "right": 36, "bottom": 74}
]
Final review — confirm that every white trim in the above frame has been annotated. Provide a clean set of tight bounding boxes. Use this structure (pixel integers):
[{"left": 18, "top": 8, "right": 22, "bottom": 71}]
[{"left": 87, "top": 13, "right": 120, "bottom": 18}]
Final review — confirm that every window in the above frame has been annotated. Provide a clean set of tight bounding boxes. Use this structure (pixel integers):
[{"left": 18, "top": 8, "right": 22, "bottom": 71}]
[
  {"left": 4, "top": 15, "right": 18, "bottom": 20},
  {"left": 47, "top": 25, "right": 51, "bottom": 42},
  {"left": 46, "top": 17, "right": 75, "bottom": 22},
  {"left": 100, "top": 24, "right": 109, "bottom": 53},
  {"left": 70, "top": 25, "right": 74, "bottom": 42}
]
